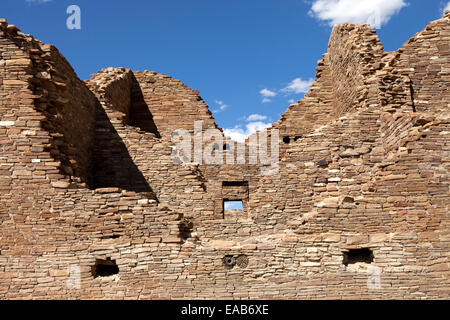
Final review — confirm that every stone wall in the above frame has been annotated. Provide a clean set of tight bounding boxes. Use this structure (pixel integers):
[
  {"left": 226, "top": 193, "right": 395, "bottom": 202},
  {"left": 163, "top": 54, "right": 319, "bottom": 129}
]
[
  {"left": 272, "top": 23, "right": 386, "bottom": 157},
  {"left": 392, "top": 16, "right": 450, "bottom": 115},
  {"left": 0, "top": 13, "right": 448, "bottom": 299},
  {"left": 0, "top": 19, "right": 97, "bottom": 188},
  {"left": 131, "top": 71, "right": 219, "bottom": 140},
  {"left": 328, "top": 24, "right": 386, "bottom": 116}
]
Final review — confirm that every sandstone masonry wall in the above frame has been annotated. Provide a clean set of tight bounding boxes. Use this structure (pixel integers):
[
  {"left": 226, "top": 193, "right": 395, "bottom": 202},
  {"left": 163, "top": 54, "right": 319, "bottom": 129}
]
[{"left": 0, "top": 13, "right": 448, "bottom": 299}]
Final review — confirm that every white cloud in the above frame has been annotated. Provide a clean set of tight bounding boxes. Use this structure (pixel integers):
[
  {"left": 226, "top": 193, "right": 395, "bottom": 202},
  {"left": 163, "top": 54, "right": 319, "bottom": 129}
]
[
  {"left": 309, "top": 0, "right": 407, "bottom": 29},
  {"left": 26, "top": 0, "right": 53, "bottom": 3},
  {"left": 224, "top": 121, "right": 272, "bottom": 143},
  {"left": 223, "top": 127, "right": 248, "bottom": 143},
  {"left": 259, "top": 88, "right": 277, "bottom": 97},
  {"left": 246, "top": 114, "right": 267, "bottom": 121},
  {"left": 288, "top": 99, "right": 295, "bottom": 104},
  {"left": 212, "top": 100, "right": 228, "bottom": 113},
  {"left": 246, "top": 121, "right": 272, "bottom": 134},
  {"left": 260, "top": 88, "right": 276, "bottom": 103},
  {"left": 281, "top": 77, "right": 314, "bottom": 94}
]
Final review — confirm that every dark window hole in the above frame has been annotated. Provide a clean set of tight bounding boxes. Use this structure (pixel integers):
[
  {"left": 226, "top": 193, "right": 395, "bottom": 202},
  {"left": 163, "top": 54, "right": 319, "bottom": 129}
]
[
  {"left": 179, "top": 218, "right": 194, "bottom": 241},
  {"left": 343, "top": 248, "right": 374, "bottom": 266},
  {"left": 283, "top": 136, "right": 290, "bottom": 144},
  {"left": 92, "top": 258, "right": 119, "bottom": 278}
]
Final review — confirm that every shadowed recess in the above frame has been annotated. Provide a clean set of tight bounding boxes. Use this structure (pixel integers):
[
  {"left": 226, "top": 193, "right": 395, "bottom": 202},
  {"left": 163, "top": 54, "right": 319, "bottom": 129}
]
[
  {"left": 92, "top": 101, "right": 154, "bottom": 194},
  {"left": 129, "top": 74, "right": 161, "bottom": 137}
]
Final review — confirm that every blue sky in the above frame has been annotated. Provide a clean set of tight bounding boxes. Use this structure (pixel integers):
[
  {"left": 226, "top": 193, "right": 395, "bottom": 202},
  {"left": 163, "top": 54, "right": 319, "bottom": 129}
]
[{"left": 1, "top": 0, "right": 449, "bottom": 141}]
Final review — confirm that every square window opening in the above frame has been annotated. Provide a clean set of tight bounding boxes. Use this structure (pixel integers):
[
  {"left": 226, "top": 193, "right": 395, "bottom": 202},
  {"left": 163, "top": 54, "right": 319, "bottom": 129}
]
[
  {"left": 92, "top": 258, "right": 119, "bottom": 278},
  {"left": 343, "top": 248, "right": 374, "bottom": 266},
  {"left": 223, "top": 200, "right": 244, "bottom": 211}
]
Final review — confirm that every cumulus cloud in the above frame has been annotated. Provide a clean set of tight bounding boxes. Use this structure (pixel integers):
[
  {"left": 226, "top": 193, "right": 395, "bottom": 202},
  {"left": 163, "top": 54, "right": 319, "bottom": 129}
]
[
  {"left": 223, "top": 127, "right": 248, "bottom": 143},
  {"left": 309, "top": 0, "right": 407, "bottom": 29},
  {"left": 246, "top": 121, "right": 272, "bottom": 134},
  {"left": 246, "top": 114, "right": 268, "bottom": 121},
  {"left": 259, "top": 88, "right": 277, "bottom": 103},
  {"left": 259, "top": 88, "right": 277, "bottom": 97},
  {"left": 281, "top": 77, "right": 314, "bottom": 94},
  {"left": 224, "top": 121, "right": 272, "bottom": 143}
]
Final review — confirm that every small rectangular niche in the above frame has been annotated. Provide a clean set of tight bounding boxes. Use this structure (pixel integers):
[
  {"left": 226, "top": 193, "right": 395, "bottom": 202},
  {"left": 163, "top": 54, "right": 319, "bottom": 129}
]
[
  {"left": 92, "top": 258, "right": 119, "bottom": 278},
  {"left": 223, "top": 200, "right": 244, "bottom": 211},
  {"left": 343, "top": 248, "right": 374, "bottom": 266}
]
